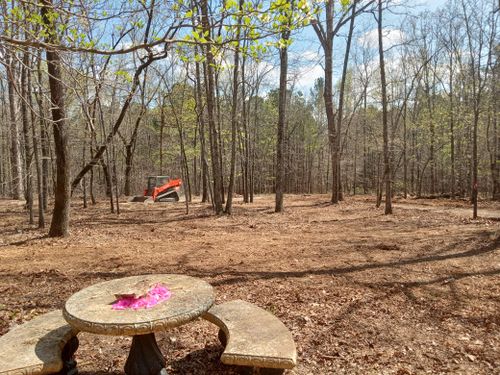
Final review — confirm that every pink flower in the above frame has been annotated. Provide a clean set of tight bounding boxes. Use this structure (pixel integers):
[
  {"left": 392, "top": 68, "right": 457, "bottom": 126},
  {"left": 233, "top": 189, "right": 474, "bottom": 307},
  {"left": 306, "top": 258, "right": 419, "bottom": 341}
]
[{"left": 112, "top": 284, "right": 171, "bottom": 310}]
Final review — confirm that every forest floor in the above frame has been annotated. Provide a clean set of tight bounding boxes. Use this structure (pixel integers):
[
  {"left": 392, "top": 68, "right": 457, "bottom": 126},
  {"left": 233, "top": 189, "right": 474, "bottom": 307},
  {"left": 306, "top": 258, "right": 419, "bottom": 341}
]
[{"left": 0, "top": 194, "right": 499, "bottom": 375}]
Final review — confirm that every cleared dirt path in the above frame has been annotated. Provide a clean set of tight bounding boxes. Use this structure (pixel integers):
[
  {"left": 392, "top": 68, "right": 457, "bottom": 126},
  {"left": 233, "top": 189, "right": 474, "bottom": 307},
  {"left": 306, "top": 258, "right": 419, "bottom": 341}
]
[{"left": 1, "top": 195, "right": 499, "bottom": 374}]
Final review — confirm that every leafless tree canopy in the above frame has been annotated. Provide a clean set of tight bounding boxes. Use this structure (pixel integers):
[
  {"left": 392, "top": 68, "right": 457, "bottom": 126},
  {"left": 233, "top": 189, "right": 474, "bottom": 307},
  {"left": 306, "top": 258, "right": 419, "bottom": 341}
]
[{"left": 0, "top": 0, "right": 497, "bottom": 234}]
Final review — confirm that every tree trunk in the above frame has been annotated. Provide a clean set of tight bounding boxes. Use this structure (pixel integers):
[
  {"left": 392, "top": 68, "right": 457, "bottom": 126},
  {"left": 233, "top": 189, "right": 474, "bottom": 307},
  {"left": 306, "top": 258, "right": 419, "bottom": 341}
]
[
  {"left": 112, "top": 141, "right": 120, "bottom": 215},
  {"left": 6, "top": 53, "right": 23, "bottom": 200},
  {"left": 124, "top": 144, "right": 134, "bottom": 196},
  {"left": 378, "top": 0, "right": 392, "bottom": 214},
  {"left": 193, "top": 124, "right": 198, "bottom": 196},
  {"left": 363, "top": 87, "right": 368, "bottom": 194},
  {"left": 242, "top": 52, "right": 250, "bottom": 204},
  {"left": 27, "top": 54, "right": 45, "bottom": 228},
  {"left": 250, "top": 79, "right": 260, "bottom": 203},
  {"left": 159, "top": 98, "right": 165, "bottom": 174},
  {"left": 21, "top": 49, "right": 33, "bottom": 223},
  {"left": 426, "top": 75, "right": 435, "bottom": 195},
  {"left": 36, "top": 51, "right": 50, "bottom": 211},
  {"left": 123, "top": 111, "right": 145, "bottom": 196},
  {"left": 215, "top": 75, "right": 225, "bottom": 205},
  {"left": 449, "top": 52, "right": 456, "bottom": 198},
  {"left": 224, "top": 0, "right": 243, "bottom": 214},
  {"left": 491, "top": 75, "right": 499, "bottom": 200},
  {"left": 82, "top": 145, "right": 87, "bottom": 209},
  {"left": 42, "top": 0, "right": 71, "bottom": 237},
  {"left": 402, "top": 117, "right": 408, "bottom": 199},
  {"left": 311, "top": 0, "right": 373, "bottom": 202},
  {"left": 472, "top": 108, "right": 478, "bottom": 218},
  {"left": 275, "top": 26, "right": 290, "bottom": 213},
  {"left": 89, "top": 153, "right": 96, "bottom": 205},
  {"left": 336, "top": 2, "right": 356, "bottom": 200},
  {"left": 201, "top": 0, "right": 223, "bottom": 214},
  {"left": 313, "top": 1, "right": 339, "bottom": 203},
  {"left": 194, "top": 54, "right": 209, "bottom": 203}
]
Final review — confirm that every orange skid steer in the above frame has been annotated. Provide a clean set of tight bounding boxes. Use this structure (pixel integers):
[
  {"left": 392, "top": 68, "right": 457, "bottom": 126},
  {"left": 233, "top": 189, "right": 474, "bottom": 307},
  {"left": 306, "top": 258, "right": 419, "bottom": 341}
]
[{"left": 129, "top": 176, "right": 184, "bottom": 203}]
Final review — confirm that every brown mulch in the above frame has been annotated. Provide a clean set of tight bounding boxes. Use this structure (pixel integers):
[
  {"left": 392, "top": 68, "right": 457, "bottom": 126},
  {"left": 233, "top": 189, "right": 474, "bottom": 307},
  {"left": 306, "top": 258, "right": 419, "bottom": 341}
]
[{"left": 0, "top": 195, "right": 499, "bottom": 374}]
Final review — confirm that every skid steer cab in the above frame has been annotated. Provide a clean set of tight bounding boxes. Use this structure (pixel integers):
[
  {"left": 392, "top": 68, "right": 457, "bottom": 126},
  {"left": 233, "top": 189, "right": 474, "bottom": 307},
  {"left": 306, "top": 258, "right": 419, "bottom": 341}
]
[{"left": 130, "top": 176, "right": 184, "bottom": 203}]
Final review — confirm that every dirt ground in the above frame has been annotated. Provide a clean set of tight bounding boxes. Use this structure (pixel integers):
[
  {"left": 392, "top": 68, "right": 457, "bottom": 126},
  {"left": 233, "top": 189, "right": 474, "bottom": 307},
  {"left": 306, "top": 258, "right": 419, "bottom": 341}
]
[{"left": 0, "top": 194, "right": 499, "bottom": 375}]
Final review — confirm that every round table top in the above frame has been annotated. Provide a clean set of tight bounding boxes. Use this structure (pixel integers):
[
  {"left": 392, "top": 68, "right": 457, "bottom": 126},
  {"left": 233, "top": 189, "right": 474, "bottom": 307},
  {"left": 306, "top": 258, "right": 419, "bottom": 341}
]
[{"left": 63, "top": 274, "right": 214, "bottom": 336}]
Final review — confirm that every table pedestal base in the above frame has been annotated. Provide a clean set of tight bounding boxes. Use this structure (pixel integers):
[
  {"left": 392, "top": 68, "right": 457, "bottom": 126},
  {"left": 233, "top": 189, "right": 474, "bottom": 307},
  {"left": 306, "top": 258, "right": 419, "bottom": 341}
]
[{"left": 124, "top": 333, "right": 167, "bottom": 375}]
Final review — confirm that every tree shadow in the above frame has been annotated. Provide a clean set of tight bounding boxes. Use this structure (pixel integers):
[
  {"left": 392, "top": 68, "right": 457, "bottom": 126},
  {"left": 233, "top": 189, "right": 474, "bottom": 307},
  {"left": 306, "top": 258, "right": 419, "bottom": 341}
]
[
  {"left": 2, "top": 234, "right": 48, "bottom": 247},
  {"left": 361, "top": 268, "right": 500, "bottom": 290},
  {"left": 76, "top": 212, "right": 214, "bottom": 227},
  {"left": 284, "top": 200, "right": 335, "bottom": 209},
  {"left": 185, "top": 232, "right": 500, "bottom": 287},
  {"left": 293, "top": 266, "right": 500, "bottom": 353},
  {"left": 169, "top": 345, "right": 240, "bottom": 375}
]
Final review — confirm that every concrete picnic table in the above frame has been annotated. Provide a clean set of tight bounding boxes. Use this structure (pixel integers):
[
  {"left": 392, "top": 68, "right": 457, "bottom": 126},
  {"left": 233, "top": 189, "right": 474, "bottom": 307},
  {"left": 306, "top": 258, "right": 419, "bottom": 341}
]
[{"left": 63, "top": 274, "right": 215, "bottom": 375}]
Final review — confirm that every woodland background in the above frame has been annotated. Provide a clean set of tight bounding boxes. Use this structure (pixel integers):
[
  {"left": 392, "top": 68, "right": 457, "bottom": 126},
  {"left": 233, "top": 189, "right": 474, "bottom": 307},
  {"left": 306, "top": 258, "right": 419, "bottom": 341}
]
[{"left": 0, "top": 0, "right": 498, "bottom": 235}]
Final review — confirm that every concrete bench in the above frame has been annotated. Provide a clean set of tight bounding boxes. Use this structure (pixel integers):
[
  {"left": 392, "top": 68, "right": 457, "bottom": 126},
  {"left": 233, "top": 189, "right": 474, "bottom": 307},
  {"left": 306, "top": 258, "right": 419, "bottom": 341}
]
[
  {"left": 0, "top": 310, "right": 79, "bottom": 375},
  {"left": 203, "top": 300, "right": 297, "bottom": 374}
]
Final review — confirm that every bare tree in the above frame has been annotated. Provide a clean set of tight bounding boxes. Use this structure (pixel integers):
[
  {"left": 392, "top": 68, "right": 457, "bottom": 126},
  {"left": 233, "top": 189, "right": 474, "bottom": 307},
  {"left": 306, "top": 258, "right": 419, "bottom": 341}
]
[
  {"left": 200, "top": 0, "right": 224, "bottom": 214},
  {"left": 225, "top": 0, "right": 243, "bottom": 214},
  {"left": 41, "top": 0, "right": 71, "bottom": 236},
  {"left": 378, "top": 0, "right": 392, "bottom": 214}
]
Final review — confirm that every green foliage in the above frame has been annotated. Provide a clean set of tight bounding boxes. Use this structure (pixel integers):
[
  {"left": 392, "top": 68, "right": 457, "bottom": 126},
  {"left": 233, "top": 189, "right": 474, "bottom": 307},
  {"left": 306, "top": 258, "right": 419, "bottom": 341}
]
[{"left": 114, "top": 70, "right": 133, "bottom": 83}]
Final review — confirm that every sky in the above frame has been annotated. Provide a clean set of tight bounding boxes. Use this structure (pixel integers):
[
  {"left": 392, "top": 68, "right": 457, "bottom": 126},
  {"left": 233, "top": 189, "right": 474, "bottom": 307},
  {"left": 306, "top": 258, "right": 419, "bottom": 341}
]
[
  {"left": 284, "top": 0, "right": 449, "bottom": 94},
  {"left": 76, "top": 0, "right": 450, "bottom": 98}
]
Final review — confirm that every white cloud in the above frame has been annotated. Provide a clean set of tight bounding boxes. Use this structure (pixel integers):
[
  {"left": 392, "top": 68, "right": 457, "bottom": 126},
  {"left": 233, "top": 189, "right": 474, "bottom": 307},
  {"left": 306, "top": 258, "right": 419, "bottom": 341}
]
[
  {"left": 358, "top": 28, "right": 405, "bottom": 50},
  {"left": 290, "top": 49, "right": 324, "bottom": 91},
  {"left": 258, "top": 60, "right": 280, "bottom": 83},
  {"left": 293, "top": 63, "right": 324, "bottom": 92},
  {"left": 255, "top": 49, "right": 325, "bottom": 93}
]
